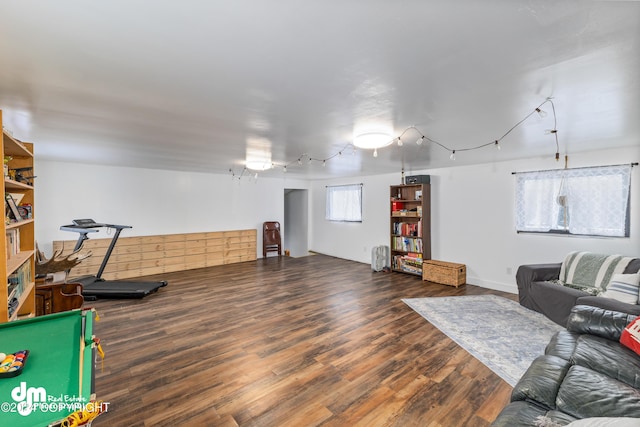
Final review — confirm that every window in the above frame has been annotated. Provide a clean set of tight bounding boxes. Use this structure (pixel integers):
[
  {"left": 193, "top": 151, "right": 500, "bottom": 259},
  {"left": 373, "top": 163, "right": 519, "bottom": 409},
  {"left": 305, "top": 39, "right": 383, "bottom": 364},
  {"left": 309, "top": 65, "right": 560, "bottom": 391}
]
[
  {"left": 515, "top": 164, "right": 632, "bottom": 237},
  {"left": 326, "top": 184, "right": 362, "bottom": 222}
]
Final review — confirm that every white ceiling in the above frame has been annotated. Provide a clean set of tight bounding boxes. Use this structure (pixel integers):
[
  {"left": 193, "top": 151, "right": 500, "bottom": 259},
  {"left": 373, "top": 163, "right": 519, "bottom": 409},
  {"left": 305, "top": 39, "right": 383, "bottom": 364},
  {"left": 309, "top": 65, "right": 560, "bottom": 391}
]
[{"left": 0, "top": 1, "right": 639, "bottom": 179}]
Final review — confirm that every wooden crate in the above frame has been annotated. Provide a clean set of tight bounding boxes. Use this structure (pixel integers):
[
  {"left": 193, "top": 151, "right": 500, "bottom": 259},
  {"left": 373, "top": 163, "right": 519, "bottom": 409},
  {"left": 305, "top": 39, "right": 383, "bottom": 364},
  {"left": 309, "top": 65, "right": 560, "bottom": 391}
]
[{"left": 423, "top": 260, "right": 466, "bottom": 287}]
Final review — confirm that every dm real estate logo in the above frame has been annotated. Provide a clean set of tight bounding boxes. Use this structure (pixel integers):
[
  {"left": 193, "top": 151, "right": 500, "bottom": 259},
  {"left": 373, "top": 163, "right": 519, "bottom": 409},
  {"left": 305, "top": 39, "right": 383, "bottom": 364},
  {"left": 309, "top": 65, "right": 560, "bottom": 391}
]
[{"left": 2, "top": 381, "right": 94, "bottom": 417}]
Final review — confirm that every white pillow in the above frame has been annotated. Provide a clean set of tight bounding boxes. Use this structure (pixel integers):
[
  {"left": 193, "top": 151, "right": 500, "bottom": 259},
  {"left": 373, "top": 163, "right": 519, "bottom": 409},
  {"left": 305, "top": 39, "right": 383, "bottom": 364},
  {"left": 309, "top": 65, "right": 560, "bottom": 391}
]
[
  {"left": 566, "top": 417, "right": 640, "bottom": 427},
  {"left": 600, "top": 273, "right": 640, "bottom": 304}
]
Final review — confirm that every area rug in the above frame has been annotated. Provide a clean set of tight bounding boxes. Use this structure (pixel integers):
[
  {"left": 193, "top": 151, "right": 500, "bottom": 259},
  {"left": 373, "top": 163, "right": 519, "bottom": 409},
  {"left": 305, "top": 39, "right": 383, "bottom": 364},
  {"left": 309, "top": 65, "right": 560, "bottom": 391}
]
[{"left": 402, "top": 294, "right": 563, "bottom": 386}]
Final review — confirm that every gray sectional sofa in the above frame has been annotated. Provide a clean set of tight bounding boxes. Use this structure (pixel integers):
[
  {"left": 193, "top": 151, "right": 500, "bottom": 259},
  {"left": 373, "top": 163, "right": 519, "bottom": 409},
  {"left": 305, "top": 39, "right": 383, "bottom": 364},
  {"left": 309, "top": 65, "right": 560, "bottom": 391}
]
[{"left": 517, "top": 256, "right": 640, "bottom": 327}]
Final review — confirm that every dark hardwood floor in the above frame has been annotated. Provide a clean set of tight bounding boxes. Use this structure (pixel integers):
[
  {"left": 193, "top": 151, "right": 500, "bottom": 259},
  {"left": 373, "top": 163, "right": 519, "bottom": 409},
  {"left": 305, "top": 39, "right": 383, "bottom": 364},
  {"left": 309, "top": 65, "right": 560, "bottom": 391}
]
[{"left": 88, "top": 254, "right": 515, "bottom": 427}]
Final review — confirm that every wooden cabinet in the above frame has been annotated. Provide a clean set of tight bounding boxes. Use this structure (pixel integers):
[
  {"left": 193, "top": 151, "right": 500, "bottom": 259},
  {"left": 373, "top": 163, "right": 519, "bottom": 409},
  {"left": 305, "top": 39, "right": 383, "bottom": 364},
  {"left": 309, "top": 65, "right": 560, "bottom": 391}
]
[
  {"left": 390, "top": 183, "right": 431, "bottom": 276},
  {"left": 0, "top": 110, "right": 36, "bottom": 322}
]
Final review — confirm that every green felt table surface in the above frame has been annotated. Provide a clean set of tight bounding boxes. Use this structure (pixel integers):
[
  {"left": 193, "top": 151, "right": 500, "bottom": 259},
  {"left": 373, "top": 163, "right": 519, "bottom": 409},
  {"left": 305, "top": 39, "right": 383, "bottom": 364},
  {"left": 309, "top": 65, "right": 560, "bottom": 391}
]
[{"left": 0, "top": 309, "right": 95, "bottom": 427}]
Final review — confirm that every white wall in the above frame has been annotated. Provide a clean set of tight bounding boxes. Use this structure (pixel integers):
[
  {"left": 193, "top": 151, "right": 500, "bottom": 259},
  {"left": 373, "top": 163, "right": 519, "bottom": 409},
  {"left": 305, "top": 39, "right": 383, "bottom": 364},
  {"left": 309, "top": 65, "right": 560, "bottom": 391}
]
[
  {"left": 36, "top": 145, "right": 639, "bottom": 294},
  {"left": 310, "top": 174, "right": 403, "bottom": 263},
  {"left": 34, "top": 160, "right": 308, "bottom": 257},
  {"left": 310, "top": 146, "right": 640, "bottom": 293}
]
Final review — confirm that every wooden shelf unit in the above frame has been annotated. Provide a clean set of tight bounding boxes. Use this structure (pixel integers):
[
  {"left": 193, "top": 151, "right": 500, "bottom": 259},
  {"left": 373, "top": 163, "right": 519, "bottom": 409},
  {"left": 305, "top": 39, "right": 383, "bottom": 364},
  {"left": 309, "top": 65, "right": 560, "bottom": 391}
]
[
  {"left": 390, "top": 183, "right": 431, "bottom": 276},
  {"left": 1, "top": 110, "right": 36, "bottom": 322}
]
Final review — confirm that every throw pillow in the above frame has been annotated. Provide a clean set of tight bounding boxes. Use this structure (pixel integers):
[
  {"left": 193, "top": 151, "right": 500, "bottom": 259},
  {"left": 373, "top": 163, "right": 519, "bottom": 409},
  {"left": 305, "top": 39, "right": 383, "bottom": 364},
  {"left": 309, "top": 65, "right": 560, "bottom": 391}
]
[
  {"left": 559, "top": 251, "right": 633, "bottom": 290},
  {"left": 534, "top": 416, "right": 563, "bottom": 427},
  {"left": 566, "top": 417, "right": 640, "bottom": 426},
  {"left": 600, "top": 273, "right": 640, "bottom": 304},
  {"left": 620, "top": 316, "right": 640, "bottom": 356}
]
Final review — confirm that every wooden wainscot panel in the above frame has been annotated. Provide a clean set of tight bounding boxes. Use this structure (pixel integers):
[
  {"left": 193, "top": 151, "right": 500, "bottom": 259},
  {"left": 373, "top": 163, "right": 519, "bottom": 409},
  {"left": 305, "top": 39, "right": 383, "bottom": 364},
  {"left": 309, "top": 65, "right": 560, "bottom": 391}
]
[
  {"left": 206, "top": 241, "right": 224, "bottom": 251},
  {"left": 116, "top": 261, "right": 143, "bottom": 272},
  {"left": 116, "top": 236, "right": 145, "bottom": 247},
  {"left": 186, "top": 232, "right": 207, "bottom": 241},
  {"left": 163, "top": 239, "right": 186, "bottom": 251},
  {"left": 141, "top": 242, "right": 164, "bottom": 252},
  {"left": 164, "top": 234, "right": 187, "bottom": 243},
  {"left": 113, "top": 244, "right": 142, "bottom": 255},
  {"left": 186, "top": 238, "right": 207, "bottom": 249},
  {"left": 111, "top": 252, "right": 143, "bottom": 263},
  {"left": 206, "top": 256, "right": 225, "bottom": 267},
  {"left": 185, "top": 254, "right": 207, "bottom": 269},
  {"left": 142, "top": 251, "right": 164, "bottom": 261},
  {"left": 189, "top": 245, "right": 206, "bottom": 255},
  {"left": 139, "top": 236, "right": 164, "bottom": 245},
  {"left": 52, "top": 228, "right": 256, "bottom": 280},
  {"left": 166, "top": 254, "right": 187, "bottom": 270},
  {"left": 163, "top": 249, "right": 186, "bottom": 258},
  {"left": 140, "top": 259, "right": 162, "bottom": 269}
]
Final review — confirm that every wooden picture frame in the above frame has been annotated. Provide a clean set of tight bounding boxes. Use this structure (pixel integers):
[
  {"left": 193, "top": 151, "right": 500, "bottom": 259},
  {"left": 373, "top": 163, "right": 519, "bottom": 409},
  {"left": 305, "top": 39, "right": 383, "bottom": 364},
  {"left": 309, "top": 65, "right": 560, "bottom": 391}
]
[{"left": 5, "top": 193, "right": 22, "bottom": 221}]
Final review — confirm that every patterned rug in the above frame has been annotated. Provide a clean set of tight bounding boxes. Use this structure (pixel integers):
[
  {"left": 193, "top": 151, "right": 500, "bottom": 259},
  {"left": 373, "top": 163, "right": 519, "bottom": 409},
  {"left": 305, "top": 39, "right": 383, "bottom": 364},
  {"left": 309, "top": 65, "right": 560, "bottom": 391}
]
[{"left": 402, "top": 294, "right": 563, "bottom": 386}]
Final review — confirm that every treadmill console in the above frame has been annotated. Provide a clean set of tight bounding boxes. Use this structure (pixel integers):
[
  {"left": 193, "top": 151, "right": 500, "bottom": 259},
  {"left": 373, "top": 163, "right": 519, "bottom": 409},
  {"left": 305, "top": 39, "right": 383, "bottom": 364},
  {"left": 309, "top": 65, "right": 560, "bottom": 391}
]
[{"left": 72, "top": 218, "right": 99, "bottom": 227}]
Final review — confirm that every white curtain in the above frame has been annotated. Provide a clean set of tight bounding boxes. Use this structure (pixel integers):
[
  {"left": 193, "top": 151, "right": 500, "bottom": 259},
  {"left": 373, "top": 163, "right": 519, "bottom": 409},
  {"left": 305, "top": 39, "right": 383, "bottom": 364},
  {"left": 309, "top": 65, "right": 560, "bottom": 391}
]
[
  {"left": 326, "top": 184, "right": 362, "bottom": 222},
  {"left": 515, "top": 165, "right": 631, "bottom": 237}
]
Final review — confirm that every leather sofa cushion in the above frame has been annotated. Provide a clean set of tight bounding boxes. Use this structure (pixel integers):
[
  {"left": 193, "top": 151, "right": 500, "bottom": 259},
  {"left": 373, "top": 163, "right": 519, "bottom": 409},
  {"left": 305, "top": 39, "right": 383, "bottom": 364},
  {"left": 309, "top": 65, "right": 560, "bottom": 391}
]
[
  {"left": 556, "top": 365, "right": 640, "bottom": 418},
  {"left": 489, "top": 401, "right": 547, "bottom": 427},
  {"left": 576, "top": 296, "right": 640, "bottom": 316},
  {"left": 546, "top": 330, "right": 579, "bottom": 360},
  {"left": 566, "top": 305, "right": 636, "bottom": 340},
  {"left": 490, "top": 401, "right": 577, "bottom": 427},
  {"left": 512, "top": 355, "right": 571, "bottom": 409},
  {"left": 571, "top": 335, "right": 640, "bottom": 388}
]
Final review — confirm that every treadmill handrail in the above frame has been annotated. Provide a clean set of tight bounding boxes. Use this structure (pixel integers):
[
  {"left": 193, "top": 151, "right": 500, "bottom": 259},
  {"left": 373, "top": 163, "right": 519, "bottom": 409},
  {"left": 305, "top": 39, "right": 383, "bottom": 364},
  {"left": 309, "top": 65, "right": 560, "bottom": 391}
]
[
  {"left": 60, "top": 222, "right": 133, "bottom": 278},
  {"left": 61, "top": 223, "right": 132, "bottom": 230}
]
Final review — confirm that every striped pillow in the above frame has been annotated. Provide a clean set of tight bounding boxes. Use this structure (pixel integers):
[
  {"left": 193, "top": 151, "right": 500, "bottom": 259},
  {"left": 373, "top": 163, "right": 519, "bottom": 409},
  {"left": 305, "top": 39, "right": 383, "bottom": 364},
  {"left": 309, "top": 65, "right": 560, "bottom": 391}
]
[
  {"left": 601, "top": 273, "right": 640, "bottom": 304},
  {"left": 559, "top": 251, "right": 634, "bottom": 290}
]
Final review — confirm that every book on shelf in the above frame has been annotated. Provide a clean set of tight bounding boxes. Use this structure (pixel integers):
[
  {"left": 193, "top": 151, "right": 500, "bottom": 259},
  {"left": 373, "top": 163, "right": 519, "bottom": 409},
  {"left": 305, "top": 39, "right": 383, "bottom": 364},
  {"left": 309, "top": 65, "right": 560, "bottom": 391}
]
[
  {"left": 393, "top": 221, "right": 419, "bottom": 236},
  {"left": 8, "top": 259, "right": 32, "bottom": 294},
  {"left": 5, "top": 228, "right": 20, "bottom": 260},
  {"left": 391, "top": 236, "right": 423, "bottom": 252},
  {"left": 7, "top": 260, "right": 31, "bottom": 318},
  {"left": 392, "top": 254, "right": 424, "bottom": 274}
]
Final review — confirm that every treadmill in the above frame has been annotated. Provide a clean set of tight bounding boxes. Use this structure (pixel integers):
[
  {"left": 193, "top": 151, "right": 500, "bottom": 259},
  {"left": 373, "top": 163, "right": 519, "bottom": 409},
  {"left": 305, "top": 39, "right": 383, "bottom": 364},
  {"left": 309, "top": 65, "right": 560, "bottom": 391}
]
[{"left": 60, "top": 219, "right": 168, "bottom": 299}]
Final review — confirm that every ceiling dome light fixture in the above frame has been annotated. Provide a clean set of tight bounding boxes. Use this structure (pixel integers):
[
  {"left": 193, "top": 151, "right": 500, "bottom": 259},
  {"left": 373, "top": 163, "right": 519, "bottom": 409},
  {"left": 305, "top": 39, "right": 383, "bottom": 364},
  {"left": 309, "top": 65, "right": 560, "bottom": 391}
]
[
  {"left": 353, "top": 132, "right": 393, "bottom": 150},
  {"left": 245, "top": 160, "right": 272, "bottom": 171}
]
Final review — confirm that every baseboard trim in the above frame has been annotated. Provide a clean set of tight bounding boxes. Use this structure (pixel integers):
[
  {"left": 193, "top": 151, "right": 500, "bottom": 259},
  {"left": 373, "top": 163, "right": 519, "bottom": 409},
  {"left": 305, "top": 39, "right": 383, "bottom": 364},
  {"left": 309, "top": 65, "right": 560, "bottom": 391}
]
[{"left": 467, "top": 277, "right": 518, "bottom": 295}]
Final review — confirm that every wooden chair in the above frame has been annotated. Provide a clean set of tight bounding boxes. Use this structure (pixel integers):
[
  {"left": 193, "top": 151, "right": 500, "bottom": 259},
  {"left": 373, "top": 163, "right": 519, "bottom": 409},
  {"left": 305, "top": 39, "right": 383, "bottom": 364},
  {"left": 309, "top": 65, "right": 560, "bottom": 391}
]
[{"left": 263, "top": 221, "right": 282, "bottom": 257}]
